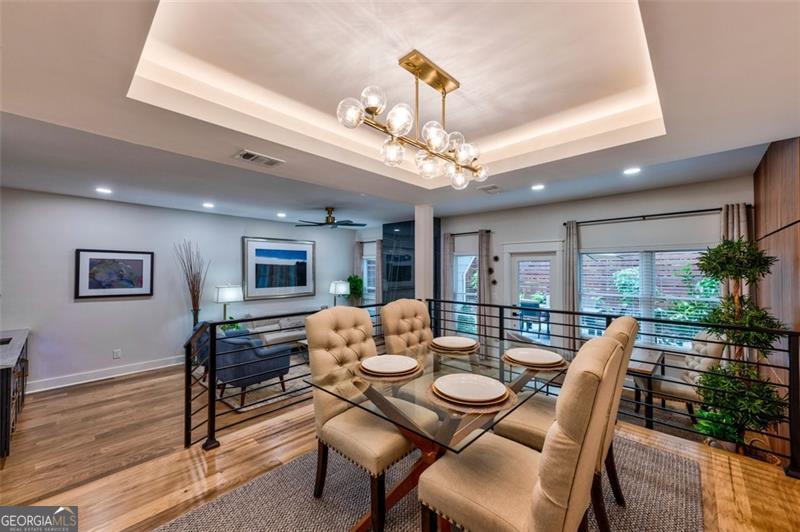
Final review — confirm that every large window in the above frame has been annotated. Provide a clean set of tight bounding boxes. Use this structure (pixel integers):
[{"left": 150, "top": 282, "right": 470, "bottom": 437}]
[
  {"left": 362, "top": 256, "right": 377, "bottom": 305},
  {"left": 580, "top": 250, "right": 720, "bottom": 347}
]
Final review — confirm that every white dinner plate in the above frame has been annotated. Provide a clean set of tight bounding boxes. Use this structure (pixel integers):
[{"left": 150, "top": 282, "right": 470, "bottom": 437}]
[
  {"left": 360, "top": 355, "right": 418, "bottom": 374},
  {"left": 431, "top": 336, "right": 478, "bottom": 350},
  {"left": 433, "top": 373, "right": 507, "bottom": 403},
  {"left": 505, "top": 348, "right": 564, "bottom": 366}
]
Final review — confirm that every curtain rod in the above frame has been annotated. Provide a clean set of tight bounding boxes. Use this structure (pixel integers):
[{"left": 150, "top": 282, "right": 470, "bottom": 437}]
[
  {"left": 562, "top": 206, "right": 746, "bottom": 227},
  {"left": 449, "top": 230, "right": 491, "bottom": 237}
]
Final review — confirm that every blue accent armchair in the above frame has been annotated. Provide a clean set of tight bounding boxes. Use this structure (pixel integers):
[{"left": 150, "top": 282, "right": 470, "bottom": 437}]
[{"left": 194, "top": 324, "right": 292, "bottom": 408}]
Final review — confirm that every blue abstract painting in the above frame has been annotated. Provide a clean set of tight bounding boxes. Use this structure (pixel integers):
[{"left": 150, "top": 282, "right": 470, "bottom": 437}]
[{"left": 88, "top": 258, "right": 144, "bottom": 289}]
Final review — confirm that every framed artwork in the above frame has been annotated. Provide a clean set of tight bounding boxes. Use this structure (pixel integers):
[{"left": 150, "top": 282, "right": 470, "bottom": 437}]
[
  {"left": 242, "top": 237, "right": 315, "bottom": 300},
  {"left": 74, "top": 249, "right": 154, "bottom": 299}
]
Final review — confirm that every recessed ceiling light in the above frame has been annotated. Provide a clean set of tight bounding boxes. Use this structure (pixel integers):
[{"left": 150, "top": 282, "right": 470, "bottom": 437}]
[
  {"left": 202, "top": 202, "right": 215, "bottom": 209},
  {"left": 531, "top": 184, "right": 545, "bottom": 191},
  {"left": 623, "top": 167, "right": 641, "bottom": 176},
  {"left": 393, "top": 228, "right": 400, "bottom": 232},
  {"left": 95, "top": 187, "right": 112, "bottom": 194},
  {"left": 277, "top": 212, "right": 287, "bottom": 218}
]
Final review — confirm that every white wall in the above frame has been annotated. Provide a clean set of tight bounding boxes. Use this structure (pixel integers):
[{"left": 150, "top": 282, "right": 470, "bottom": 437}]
[
  {"left": 442, "top": 176, "right": 753, "bottom": 306},
  {"left": 0, "top": 188, "right": 355, "bottom": 391}
]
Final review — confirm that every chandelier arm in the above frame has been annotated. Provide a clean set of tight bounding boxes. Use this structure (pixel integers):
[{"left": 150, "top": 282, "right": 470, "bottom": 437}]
[
  {"left": 441, "top": 91, "right": 446, "bottom": 130},
  {"left": 363, "top": 116, "right": 478, "bottom": 173},
  {"left": 415, "top": 73, "right": 420, "bottom": 141}
]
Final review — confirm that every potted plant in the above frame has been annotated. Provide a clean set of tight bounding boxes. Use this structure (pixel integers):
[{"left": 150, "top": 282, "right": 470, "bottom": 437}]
[
  {"left": 347, "top": 274, "right": 364, "bottom": 306},
  {"left": 695, "top": 238, "right": 787, "bottom": 454}
]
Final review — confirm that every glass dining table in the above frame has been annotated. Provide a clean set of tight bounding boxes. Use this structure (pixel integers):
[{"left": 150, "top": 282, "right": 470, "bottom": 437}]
[{"left": 305, "top": 344, "right": 567, "bottom": 532}]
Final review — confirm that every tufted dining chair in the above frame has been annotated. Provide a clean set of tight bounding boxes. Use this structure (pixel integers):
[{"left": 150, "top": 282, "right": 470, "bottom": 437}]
[
  {"left": 380, "top": 298, "right": 433, "bottom": 355},
  {"left": 493, "top": 316, "right": 638, "bottom": 530},
  {"left": 418, "top": 335, "right": 625, "bottom": 532},
  {"left": 305, "top": 306, "right": 438, "bottom": 531}
]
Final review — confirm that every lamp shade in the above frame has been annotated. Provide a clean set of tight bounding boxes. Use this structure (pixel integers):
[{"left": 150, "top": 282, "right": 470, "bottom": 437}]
[
  {"left": 215, "top": 285, "right": 243, "bottom": 303},
  {"left": 329, "top": 280, "right": 350, "bottom": 296}
]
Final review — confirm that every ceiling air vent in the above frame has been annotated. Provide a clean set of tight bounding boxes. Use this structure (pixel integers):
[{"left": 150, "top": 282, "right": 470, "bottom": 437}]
[
  {"left": 234, "top": 149, "right": 285, "bottom": 168},
  {"left": 476, "top": 184, "right": 502, "bottom": 195}
]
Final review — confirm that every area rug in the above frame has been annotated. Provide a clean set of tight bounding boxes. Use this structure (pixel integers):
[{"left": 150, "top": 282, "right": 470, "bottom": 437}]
[
  {"left": 193, "top": 354, "right": 310, "bottom": 412},
  {"left": 157, "top": 436, "right": 703, "bottom": 531}
]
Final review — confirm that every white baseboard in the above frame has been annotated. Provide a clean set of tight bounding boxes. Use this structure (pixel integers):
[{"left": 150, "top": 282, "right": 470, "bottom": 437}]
[{"left": 27, "top": 355, "right": 184, "bottom": 393}]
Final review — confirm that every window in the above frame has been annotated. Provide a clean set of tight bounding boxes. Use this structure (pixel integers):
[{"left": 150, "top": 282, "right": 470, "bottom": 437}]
[
  {"left": 579, "top": 250, "right": 720, "bottom": 348},
  {"left": 362, "top": 256, "right": 377, "bottom": 305},
  {"left": 453, "top": 255, "right": 478, "bottom": 335}
]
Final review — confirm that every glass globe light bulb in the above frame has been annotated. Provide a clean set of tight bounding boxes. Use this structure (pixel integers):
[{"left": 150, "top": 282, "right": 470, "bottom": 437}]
[
  {"left": 381, "top": 138, "right": 405, "bottom": 167},
  {"left": 449, "top": 166, "right": 469, "bottom": 190},
  {"left": 415, "top": 150, "right": 440, "bottom": 180},
  {"left": 360, "top": 86, "right": 386, "bottom": 115},
  {"left": 337, "top": 97, "right": 365, "bottom": 129},
  {"left": 473, "top": 164, "right": 489, "bottom": 182},
  {"left": 447, "top": 131, "right": 465, "bottom": 152},
  {"left": 386, "top": 103, "right": 414, "bottom": 137},
  {"left": 422, "top": 121, "right": 448, "bottom": 153},
  {"left": 455, "top": 143, "right": 476, "bottom": 165}
]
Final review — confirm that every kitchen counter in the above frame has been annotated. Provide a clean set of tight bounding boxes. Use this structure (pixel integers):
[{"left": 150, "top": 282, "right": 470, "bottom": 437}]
[{"left": 0, "top": 329, "right": 30, "bottom": 369}]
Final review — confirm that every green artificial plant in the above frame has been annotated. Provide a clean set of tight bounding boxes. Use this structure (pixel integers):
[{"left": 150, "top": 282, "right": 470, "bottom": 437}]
[
  {"left": 347, "top": 274, "right": 364, "bottom": 305},
  {"left": 694, "top": 238, "right": 787, "bottom": 450}
]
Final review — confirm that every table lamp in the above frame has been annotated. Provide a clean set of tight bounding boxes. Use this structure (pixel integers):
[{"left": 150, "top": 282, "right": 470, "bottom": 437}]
[
  {"left": 215, "top": 284, "right": 244, "bottom": 319},
  {"left": 329, "top": 280, "right": 350, "bottom": 306}
]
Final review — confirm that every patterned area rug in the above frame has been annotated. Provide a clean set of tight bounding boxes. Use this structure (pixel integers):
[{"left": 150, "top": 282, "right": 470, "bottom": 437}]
[{"left": 157, "top": 436, "right": 702, "bottom": 531}]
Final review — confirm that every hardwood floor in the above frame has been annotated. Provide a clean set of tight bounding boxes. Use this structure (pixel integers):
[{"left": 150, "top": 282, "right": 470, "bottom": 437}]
[{"left": 1, "top": 366, "right": 798, "bottom": 531}]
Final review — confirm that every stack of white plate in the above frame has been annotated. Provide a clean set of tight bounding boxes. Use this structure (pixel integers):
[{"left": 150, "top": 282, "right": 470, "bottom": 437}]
[
  {"left": 504, "top": 347, "right": 564, "bottom": 368},
  {"left": 432, "top": 373, "right": 508, "bottom": 406},
  {"left": 359, "top": 355, "right": 420, "bottom": 377},
  {"left": 431, "top": 336, "right": 479, "bottom": 355}
]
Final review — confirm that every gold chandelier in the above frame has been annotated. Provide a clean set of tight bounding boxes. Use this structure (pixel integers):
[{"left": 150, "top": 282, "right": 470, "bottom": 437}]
[{"left": 336, "top": 49, "right": 487, "bottom": 190}]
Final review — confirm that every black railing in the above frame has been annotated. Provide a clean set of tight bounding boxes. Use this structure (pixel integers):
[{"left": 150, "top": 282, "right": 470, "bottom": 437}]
[
  {"left": 183, "top": 304, "right": 386, "bottom": 450},
  {"left": 428, "top": 298, "right": 799, "bottom": 477},
  {"left": 183, "top": 299, "right": 799, "bottom": 478}
]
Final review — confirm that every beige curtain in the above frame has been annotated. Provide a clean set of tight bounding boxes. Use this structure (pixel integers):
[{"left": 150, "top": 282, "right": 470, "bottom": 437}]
[
  {"left": 442, "top": 233, "right": 455, "bottom": 332},
  {"left": 720, "top": 203, "right": 752, "bottom": 361},
  {"left": 353, "top": 241, "right": 363, "bottom": 277},
  {"left": 375, "top": 239, "right": 383, "bottom": 304},
  {"left": 563, "top": 221, "right": 580, "bottom": 357},
  {"left": 720, "top": 203, "right": 752, "bottom": 299},
  {"left": 477, "top": 230, "right": 492, "bottom": 341}
]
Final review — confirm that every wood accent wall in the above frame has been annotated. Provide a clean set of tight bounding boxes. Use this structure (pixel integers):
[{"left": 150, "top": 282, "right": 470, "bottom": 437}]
[{"left": 753, "top": 137, "right": 800, "bottom": 458}]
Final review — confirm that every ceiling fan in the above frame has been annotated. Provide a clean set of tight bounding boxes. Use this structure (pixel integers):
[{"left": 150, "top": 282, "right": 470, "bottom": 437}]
[{"left": 295, "top": 207, "right": 367, "bottom": 228}]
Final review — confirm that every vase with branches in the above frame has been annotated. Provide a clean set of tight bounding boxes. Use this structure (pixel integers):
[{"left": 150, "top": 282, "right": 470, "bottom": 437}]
[
  {"left": 695, "top": 238, "right": 787, "bottom": 453},
  {"left": 174, "top": 240, "right": 210, "bottom": 326}
]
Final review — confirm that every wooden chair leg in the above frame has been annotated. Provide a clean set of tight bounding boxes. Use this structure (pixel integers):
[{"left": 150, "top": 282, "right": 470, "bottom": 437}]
[
  {"left": 370, "top": 473, "right": 386, "bottom": 532},
  {"left": 240, "top": 389, "right": 246, "bottom": 408},
  {"left": 420, "top": 503, "right": 437, "bottom": 532},
  {"left": 634, "top": 386, "right": 641, "bottom": 413},
  {"left": 313, "top": 440, "right": 328, "bottom": 498},
  {"left": 279, "top": 374, "right": 287, "bottom": 392},
  {"left": 437, "top": 516, "right": 451, "bottom": 532},
  {"left": 217, "top": 383, "right": 226, "bottom": 398},
  {"left": 202, "top": 367, "right": 208, "bottom": 382},
  {"left": 605, "top": 442, "right": 626, "bottom": 507},
  {"left": 686, "top": 402, "right": 698, "bottom": 424},
  {"left": 591, "top": 472, "right": 611, "bottom": 532}
]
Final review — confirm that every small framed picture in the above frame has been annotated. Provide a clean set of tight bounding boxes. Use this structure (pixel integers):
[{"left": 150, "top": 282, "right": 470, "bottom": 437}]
[
  {"left": 242, "top": 237, "right": 315, "bottom": 300},
  {"left": 75, "top": 249, "right": 154, "bottom": 299}
]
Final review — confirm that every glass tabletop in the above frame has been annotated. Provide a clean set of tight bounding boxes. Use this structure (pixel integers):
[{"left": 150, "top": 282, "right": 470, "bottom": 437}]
[{"left": 304, "top": 344, "right": 567, "bottom": 454}]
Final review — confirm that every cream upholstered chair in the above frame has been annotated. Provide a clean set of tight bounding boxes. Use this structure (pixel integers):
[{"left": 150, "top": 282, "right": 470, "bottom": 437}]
[
  {"left": 380, "top": 298, "right": 433, "bottom": 354},
  {"left": 649, "top": 330, "right": 725, "bottom": 422},
  {"left": 418, "top": 335, "right": 625, "bottom": 532},
  {"left": 493, "top": 316, "right": 639, "bottom": 528},
  {"left": 305, "top": 306, "right": 438, "bottom": 531}
]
